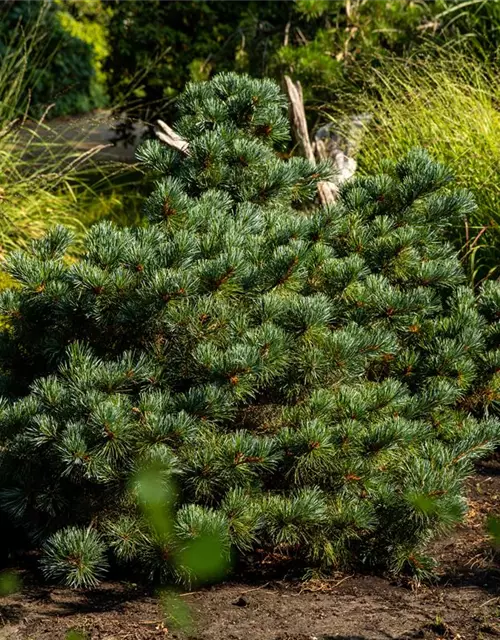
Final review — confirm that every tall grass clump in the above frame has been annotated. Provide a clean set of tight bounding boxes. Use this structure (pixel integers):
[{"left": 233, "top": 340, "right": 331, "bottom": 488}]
[
  {"left": 0, "top": 9, "right": 144, "bottom": 263},
  {"left": 0, "top": 0, "right": 109, "bottom": 118},
  {"left": 349, "top": 52, "right": 500, "bottom": 284}
]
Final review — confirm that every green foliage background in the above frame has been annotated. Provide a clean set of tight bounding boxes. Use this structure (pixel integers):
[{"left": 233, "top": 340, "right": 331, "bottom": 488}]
[
  {"left": 102, "top": 0, "right": 500, "bottom": 122},
  {"left": 0, "top": 0, "right": 109, "bottom": 118},
  {"left": 6, "top": 0, "right": 500, "bottom": 121}
]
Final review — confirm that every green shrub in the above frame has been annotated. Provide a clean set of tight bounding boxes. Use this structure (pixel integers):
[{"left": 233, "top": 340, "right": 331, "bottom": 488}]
[
  {"left": 352, "top": 53, "right": 500, "bottom": 284},
  {"left": 0, "top": 74, "right": 499, "bottom": 588},
  {"left": 103, "top": 0, "right": 500, "bottom": 123},
  {"left": 104, "top": 0, "right": 255, "bottom": 117},
  {"left": 0, "top": 0, "right": 108, "bottom": 118}
]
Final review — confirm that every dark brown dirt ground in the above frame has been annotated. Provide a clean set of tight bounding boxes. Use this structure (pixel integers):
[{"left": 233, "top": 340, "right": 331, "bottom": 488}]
[{"left": 1, "top": 455, "right": 499, "bottom": 640}]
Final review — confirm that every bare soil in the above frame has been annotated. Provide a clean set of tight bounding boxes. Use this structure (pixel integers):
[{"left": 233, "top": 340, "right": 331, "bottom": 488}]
[{"left": 1, "top": 455, "right": 499, "bottom": 640}]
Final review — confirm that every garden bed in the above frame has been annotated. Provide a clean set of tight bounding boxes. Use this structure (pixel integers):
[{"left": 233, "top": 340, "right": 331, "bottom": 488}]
[{"left": 1, "top": 455, "right": 498, "bottom": 640}]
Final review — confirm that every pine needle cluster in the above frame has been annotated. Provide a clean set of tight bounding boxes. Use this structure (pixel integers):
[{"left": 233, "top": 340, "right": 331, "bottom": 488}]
[{"left": 0, "top": 73, "right": 499, "bottom": 587}]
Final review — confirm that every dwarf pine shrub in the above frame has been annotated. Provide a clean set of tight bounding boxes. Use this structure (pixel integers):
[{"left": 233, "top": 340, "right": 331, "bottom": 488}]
[{"left": 0, "top": 73, "right": 499, "bottom": 587}]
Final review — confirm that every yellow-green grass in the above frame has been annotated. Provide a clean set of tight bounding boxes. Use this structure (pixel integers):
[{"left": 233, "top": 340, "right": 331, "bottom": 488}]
[
  {"left": 0, "top": 10, "right": 147, "bottom": 260},
  {"left": 347, "top": 52, "right": 500, "bottom": 284},
  {"left": 0, "top": 119, "right": 148, "bottom": 252}
]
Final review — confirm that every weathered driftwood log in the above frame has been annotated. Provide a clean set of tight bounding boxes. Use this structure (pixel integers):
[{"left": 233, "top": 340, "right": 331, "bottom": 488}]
[
  {"left": 313, "top": 114, "right": 371, "bottom": 182},
  {"left": 284, "top": 76, "right": 315, "bottom": 163},
  {"left": 284, "top": 76, "right": 337, "bottom": 205},
  {"left": 284, "top": 75, "right": 370, "bottom": 203},
  {"left": 155, "top": 119, "right": 190, "bottom": 155}
]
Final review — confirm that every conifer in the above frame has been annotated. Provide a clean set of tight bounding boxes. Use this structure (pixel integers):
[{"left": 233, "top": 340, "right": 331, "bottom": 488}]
[{"left": 0, "top": 73, "right": 499, "bottom": 586}]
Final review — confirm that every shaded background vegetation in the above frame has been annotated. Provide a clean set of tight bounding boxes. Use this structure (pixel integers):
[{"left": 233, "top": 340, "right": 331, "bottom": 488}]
[
  {"left": 0, "top": 0, "right": 109, "bottom": 118},
  {"left": 87, "top": 0, "right": 500, "bottom": 126},
  {"left": 5, "top": 0, "right": 500, "bottom": 121}
]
